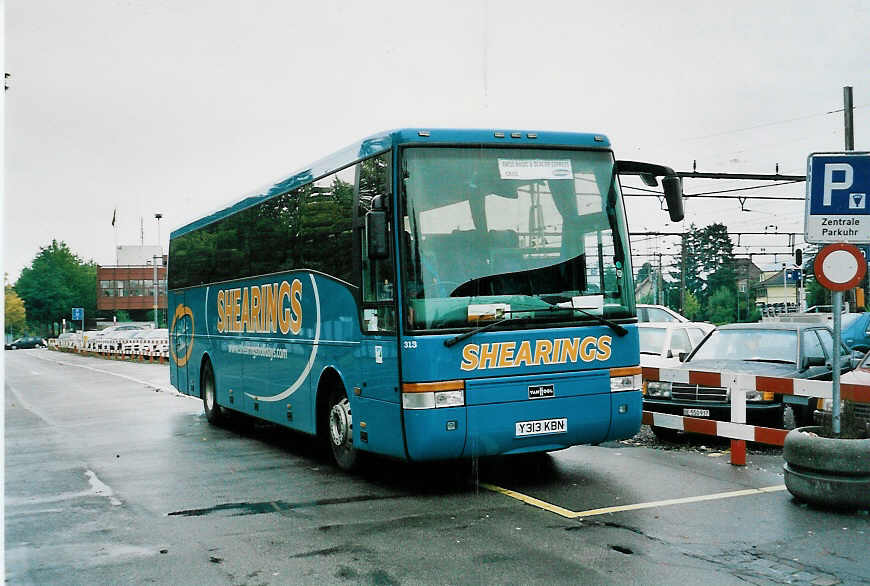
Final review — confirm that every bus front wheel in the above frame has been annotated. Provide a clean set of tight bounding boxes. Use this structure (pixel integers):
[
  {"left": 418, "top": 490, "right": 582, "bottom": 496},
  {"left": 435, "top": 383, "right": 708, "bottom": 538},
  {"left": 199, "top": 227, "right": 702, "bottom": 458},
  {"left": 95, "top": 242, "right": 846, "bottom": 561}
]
[
  {"left": 201, "top": 362, "right": 226, "bottom": 425},
  {"left": 327, "top": 388, "right": 360, "bottom": 471}
]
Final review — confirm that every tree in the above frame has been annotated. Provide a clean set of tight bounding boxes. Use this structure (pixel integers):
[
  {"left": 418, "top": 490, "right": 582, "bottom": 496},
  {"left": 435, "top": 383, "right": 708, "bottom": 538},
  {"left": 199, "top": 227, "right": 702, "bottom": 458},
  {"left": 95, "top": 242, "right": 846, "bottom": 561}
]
[
  {"left": 146, "top": 309, "right": 166, "bottom": 328},
  {"left": 668, "top": 224, "right": 704, "bottom": 304},
  {"left": 15, "top": 240, "right": 97, "bottom": 335},
  {"left": 700, "top": 224, "right": 737, "bottom": 300},
  {"left": 682, "top": 291, "right": 701, "bottom": 320},
  {"left": 708, "top": 286, "right": 736, "bottom": 324},
  {"left": 669, "top": 223, "right": 737, "bottom": 314},
  {"left": 636, "top": 262, "right": 653, "bottom": 284},
  {"left": 5, "top": 279, "right": 27, "bottom": 334}
]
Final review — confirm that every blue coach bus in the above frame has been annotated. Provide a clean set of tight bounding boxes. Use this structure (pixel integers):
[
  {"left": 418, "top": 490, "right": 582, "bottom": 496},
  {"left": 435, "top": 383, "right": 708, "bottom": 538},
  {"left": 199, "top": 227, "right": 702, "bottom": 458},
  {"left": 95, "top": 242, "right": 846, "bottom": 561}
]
[{"left": 168, "top": 128, "right": 683, "bottom": 469}]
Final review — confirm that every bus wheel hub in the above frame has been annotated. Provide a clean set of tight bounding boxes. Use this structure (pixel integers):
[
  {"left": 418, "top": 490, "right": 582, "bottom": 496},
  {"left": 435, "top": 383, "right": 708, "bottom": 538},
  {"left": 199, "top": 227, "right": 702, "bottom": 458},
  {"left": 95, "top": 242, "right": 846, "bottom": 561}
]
[{"left": 330, "top": 399, "right": 352, "bottom": 447}]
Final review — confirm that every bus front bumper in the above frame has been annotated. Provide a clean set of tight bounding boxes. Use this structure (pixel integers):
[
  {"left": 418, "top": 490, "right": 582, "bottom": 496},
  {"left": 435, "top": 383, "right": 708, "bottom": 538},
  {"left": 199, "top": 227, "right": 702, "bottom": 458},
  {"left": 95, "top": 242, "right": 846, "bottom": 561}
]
[{"left": 403, "top": 390, "right": 642, "bottom": 461}]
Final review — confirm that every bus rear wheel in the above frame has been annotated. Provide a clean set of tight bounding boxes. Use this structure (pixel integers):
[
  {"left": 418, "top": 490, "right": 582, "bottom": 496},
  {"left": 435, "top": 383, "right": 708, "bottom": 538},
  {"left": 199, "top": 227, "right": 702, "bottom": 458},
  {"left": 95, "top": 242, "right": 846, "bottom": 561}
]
[
  {"left": 327, "top": 388, "right": 360, "bottom": 471},
  {"left": 201, "top": 362, "right": 226, "bottom": 425}
]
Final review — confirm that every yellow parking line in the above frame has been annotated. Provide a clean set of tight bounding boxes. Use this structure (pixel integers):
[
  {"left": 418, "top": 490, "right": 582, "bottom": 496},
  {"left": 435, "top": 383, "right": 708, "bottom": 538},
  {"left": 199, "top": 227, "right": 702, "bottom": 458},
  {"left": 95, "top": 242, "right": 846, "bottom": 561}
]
[
  {"left": 479, "top": 483, "right": 577, "bottom": 518},
  {"left": 482, "top": 483, "right": 787, "bottom": 519}
]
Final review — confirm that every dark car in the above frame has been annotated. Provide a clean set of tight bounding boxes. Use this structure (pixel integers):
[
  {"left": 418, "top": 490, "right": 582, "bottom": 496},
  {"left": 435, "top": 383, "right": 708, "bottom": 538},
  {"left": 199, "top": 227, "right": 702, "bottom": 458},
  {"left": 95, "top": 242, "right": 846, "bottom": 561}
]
[
  {"left": 841, "top": 312, "right": 870, "bottom": 353},
  {"left": 5, "top": 336, "right": 47, "bottom": 350},
  {"left": 814, "top": 349, "right": 870, "bottom": 436},
  {"left": 643, "top": 322, "right": 856, "bottom": 435}
]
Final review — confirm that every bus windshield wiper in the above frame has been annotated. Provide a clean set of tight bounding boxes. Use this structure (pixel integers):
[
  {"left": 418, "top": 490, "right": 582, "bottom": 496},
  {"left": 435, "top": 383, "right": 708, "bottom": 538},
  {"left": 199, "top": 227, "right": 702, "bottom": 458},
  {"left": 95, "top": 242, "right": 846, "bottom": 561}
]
[
  {"left": 443, "top": 314, "right": 530, "bottom": 347},
  {"left": 444, "top": 305, "right": 628, "bottom": 348},
  {"left": 570, "top": 306, "right": 628, "bottom": 337}
]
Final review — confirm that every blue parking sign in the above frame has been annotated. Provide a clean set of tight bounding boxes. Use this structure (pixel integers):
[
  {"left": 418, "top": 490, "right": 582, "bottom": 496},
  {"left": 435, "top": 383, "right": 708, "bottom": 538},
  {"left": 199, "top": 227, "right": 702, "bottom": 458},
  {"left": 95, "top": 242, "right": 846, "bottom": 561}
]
[
  {"left": 72, "top": 307, "right": 84, "bottom": 321},
  {"left": 805, "top": 152, "right": 870, "bottom": 243}
]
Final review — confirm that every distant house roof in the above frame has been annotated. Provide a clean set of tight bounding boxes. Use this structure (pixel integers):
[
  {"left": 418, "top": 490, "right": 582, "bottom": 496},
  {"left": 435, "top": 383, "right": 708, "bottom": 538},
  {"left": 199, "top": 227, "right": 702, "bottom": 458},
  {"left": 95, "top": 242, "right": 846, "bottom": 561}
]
[
  {"left": 734, "top": 257, "right": 762, "bottom": 278},
  {"left": 756, "top": 269, "right": 789, "bottom": 287}
]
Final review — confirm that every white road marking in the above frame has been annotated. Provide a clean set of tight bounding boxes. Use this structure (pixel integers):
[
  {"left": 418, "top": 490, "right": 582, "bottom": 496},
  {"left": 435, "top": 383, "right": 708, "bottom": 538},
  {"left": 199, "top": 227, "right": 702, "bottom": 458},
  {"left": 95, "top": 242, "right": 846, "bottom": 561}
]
[
  {"left": 31, "top": 354, "right": 180, "bottom": 395},
  {"left": 85, "top": 470, "right": 122, "bottom": 506}
]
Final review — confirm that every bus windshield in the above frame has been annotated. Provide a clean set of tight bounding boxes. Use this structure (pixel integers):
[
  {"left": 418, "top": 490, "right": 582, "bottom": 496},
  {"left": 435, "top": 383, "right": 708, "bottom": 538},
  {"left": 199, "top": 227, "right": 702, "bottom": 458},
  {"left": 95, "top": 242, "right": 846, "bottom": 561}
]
[{"left": 400, "top": 146, "right": 633, "bottom": 331}]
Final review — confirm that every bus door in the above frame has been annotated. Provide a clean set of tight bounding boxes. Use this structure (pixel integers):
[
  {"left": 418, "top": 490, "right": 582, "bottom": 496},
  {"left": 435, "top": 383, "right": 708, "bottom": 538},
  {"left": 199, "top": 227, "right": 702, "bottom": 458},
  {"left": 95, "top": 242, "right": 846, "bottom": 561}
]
[
  {"left": 357, "top": 228, "right": 404, "bottom": 458},
  {"left": 358, "top": 324, "right": 403, "bottom": 458}
]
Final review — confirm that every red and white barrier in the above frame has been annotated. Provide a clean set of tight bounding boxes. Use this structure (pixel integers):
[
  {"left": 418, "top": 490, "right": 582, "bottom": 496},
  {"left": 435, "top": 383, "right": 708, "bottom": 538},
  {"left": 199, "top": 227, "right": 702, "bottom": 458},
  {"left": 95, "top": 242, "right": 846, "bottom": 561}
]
[
  {"left": 52, "top": 335, "right": 168, "bottom": 363},
  {"left": 641, "top": 366, "right": 870, "bottom": 465}
]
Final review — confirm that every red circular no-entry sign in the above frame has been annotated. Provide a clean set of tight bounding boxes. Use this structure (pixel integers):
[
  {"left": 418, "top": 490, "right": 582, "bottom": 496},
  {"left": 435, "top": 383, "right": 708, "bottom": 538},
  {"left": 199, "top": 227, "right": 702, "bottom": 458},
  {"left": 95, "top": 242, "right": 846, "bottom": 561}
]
[{"left": 814, "top": 243, "right": 867, "bottom": 291}]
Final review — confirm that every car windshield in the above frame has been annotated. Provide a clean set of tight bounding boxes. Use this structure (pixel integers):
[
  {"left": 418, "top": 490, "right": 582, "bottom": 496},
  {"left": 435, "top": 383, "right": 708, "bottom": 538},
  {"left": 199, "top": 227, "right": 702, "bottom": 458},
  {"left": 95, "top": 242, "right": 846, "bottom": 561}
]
[
  {"left": 691, "top": 329, "right": 798, "bottom": 364},
  {"left": 841, "top": 313, "right": 860, "bottom": 329},
  {"left": 400, "top": 146, "right": 633, "bottom": 331},
  {"left": 639, "top": 327, "right": 666, "bottom": 354}
]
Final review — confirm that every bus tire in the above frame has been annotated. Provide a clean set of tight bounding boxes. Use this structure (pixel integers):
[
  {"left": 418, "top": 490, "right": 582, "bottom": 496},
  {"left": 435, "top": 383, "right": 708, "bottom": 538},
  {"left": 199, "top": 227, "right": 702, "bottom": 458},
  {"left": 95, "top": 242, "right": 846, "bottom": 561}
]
[
  {"left": 201, "top": 361, "right": 226, "bottom": 425},
  {"left": 326, "top": 387, "right": 360, "bottom": 471}
]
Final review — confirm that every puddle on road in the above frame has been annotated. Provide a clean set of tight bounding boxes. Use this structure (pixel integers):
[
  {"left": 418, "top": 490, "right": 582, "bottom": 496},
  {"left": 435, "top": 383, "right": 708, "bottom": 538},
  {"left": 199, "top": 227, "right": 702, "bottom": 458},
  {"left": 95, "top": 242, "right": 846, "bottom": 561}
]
[{"left": 167, "top": 494, "right": 405, "bottom": 517}]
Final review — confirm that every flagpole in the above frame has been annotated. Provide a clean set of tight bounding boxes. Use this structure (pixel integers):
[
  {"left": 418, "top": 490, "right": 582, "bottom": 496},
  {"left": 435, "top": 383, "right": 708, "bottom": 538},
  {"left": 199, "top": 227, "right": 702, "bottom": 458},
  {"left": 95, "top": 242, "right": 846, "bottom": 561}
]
[{"left": 112, "top": 208, "right": 118, "bottom": 264}]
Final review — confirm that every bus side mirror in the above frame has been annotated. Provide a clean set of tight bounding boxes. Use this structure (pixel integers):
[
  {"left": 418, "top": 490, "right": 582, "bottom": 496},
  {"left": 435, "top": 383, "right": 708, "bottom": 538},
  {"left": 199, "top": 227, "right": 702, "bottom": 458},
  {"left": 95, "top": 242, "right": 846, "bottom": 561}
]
[
  {"left": 615, "top": 160, "right": 684, "bottom": 222},
  {"left": 661, "top": 176, "right": 684, "bottom": 222},
  {"left": 366, "top": 196, "right": 389, "bottom": 260}
]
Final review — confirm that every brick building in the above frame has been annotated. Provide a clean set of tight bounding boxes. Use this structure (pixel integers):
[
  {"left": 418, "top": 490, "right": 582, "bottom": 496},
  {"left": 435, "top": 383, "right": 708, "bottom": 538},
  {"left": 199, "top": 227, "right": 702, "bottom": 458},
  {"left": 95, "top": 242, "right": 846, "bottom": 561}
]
[{"left": 97, "top": 245, "right": 168, "bottom": 323}]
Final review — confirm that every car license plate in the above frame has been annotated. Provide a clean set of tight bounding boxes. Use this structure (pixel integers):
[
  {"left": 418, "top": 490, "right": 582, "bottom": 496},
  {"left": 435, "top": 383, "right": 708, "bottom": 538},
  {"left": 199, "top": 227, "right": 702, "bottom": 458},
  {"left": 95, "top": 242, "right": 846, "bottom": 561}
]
[
  {"left": 515, "top": 418, "right": 567, "bottom": 437},
  {"left": 684, "top": 408, "right": 710, "bottom": 417}
]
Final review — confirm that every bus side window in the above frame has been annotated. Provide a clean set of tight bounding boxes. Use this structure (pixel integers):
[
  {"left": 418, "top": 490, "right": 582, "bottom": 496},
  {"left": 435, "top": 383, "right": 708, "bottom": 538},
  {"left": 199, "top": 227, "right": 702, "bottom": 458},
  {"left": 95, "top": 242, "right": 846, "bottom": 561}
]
[{"left": 358, "top": 153, "right": 395, "bottom": 333}]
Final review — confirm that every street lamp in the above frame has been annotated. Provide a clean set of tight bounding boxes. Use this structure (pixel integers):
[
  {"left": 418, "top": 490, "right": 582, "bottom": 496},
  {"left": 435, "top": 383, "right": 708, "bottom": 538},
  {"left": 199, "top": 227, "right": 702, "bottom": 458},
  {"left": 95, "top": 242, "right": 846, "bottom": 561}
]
[
  {"left": 154, "top": 213, "right": 163, "bottom": 253},
  {"left": 153, "top": 213, "right": 163, "bottom": 329}
]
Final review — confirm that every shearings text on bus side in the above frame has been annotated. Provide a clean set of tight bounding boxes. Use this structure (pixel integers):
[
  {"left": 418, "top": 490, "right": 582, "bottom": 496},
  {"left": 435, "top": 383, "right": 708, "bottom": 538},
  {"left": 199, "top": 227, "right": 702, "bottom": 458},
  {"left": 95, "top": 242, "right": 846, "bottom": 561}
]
[
  {"left": 460, "top": 336, "right": 612, "bottom": 371},
  {"left": 216, "top": 279, "right": 303, "bottom": 335}
]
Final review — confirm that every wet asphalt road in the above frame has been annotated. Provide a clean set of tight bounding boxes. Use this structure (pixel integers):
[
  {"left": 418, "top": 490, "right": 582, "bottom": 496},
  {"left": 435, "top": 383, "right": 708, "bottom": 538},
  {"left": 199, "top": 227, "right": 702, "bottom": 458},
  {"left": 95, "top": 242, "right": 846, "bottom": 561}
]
[{"left": 5, "top": 349, "right": 870, "bottom": 585}]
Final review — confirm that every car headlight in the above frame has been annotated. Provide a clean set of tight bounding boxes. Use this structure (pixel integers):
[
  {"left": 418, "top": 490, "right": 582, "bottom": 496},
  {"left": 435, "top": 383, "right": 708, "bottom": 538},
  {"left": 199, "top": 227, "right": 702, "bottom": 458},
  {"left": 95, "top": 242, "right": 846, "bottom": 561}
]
[
  {"left": 645, "top": 381, "right": 672, "bottom": 398},
  {"left": 743, "top": 390, "right": 775, "bottom": 402}
]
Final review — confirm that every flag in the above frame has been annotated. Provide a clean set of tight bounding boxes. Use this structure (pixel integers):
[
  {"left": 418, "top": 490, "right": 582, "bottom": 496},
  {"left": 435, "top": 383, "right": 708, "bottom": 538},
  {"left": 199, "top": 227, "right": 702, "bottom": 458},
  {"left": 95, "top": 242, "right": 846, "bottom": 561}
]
[{"left": 111, "top": 208, "right": 116, "bottom": 227}]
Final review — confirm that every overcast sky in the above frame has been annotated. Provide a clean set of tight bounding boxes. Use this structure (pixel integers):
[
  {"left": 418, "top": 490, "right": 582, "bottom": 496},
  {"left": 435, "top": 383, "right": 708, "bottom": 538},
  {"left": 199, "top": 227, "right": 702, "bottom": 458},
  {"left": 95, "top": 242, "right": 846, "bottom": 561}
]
[{"left": 4, "top": 0, "right": 869, "bottom": 282}]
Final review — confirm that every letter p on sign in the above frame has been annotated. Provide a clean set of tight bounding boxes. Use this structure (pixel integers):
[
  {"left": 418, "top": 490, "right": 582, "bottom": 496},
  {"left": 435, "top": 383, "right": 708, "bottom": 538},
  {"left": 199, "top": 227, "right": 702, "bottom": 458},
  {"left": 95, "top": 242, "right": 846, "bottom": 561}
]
[{"left": 823, "top": 163, "right": 854, "bottom": 205}]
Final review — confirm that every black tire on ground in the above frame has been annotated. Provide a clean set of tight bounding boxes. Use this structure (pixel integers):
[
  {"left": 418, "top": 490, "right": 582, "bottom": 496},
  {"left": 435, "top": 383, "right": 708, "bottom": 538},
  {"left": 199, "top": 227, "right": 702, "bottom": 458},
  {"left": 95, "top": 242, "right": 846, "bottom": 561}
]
[
  {"left": 651, "top": 426, "right": 681, "bottom": 442},
  {"left": 201, "top": 361, "right": 226, "bottom": 425},
  {"left": 762, "top": 405, "right": 785, "bottom": 430},
  {"left": 326, "top": 387, "right": 360, "bottom": 471},
  {"left": 793, "top": 404, "right": 816, "bottom": 428}
]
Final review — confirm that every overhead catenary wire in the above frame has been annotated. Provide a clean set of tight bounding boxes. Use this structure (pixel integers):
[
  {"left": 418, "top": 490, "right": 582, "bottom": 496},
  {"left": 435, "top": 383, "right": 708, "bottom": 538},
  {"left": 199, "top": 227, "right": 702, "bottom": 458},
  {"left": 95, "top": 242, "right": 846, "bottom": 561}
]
[{"left": 683, "top": 103, "right": 870, "bottom": 141}]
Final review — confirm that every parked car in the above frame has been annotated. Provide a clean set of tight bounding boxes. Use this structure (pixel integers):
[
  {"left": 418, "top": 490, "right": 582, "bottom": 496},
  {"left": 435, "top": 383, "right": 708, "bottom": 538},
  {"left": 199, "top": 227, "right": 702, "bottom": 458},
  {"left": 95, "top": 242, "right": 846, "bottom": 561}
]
[
  {"left": 122, "top": 328, "right": 167, "bottom": 355},
  {"left": 5, "top": 336, "right": 47, "bottom": 350},
  {"left": 643, "top": 322, "right": 858, "bottom": 436},
  {"left": 87, "top": 324, "right": 145, "bottom": 352},
  {"left": 840, "top": 312, "right": 870, "bottom": 352},
  {"left": 637, "top": 304, "right": 689, "bottom": 323},
  {"left": 638, "top": 322, "right": 715, "bottom": 368},
  {"left": 100, "top": 327, "right": 145, "bottom": 352},
  {"left": 814, "top": 350, "right": 870, "bottom": 436}
]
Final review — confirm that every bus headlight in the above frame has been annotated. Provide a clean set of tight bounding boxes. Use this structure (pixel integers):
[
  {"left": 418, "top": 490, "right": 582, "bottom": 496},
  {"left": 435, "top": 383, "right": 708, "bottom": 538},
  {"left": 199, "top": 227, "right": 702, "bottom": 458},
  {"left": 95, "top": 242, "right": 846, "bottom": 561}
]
[
  {"left": 402, "top": 381, "right": 465, "bottom": 410},
  {"left": 433, "top": 390, "right": 464, "bottom": 408},
  {"left": 611, "top": 373, "right": 641, "bottom": 392},
  {"left": 646, "top": 381, "right": 672, "bottom": 398}
]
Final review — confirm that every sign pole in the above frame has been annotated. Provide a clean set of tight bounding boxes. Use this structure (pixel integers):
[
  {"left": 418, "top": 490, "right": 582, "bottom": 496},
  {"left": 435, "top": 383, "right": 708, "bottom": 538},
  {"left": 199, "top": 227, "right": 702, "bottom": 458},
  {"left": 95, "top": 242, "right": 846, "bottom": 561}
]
[
  {"left": 831, "top": 291, "right": 842, "bottom": 436},
  {"left": 80, "top": 310, "right": 85, "bottom": 352},
  {"left": 814, "top": 244, "right": 866, "bottom": 435}
]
